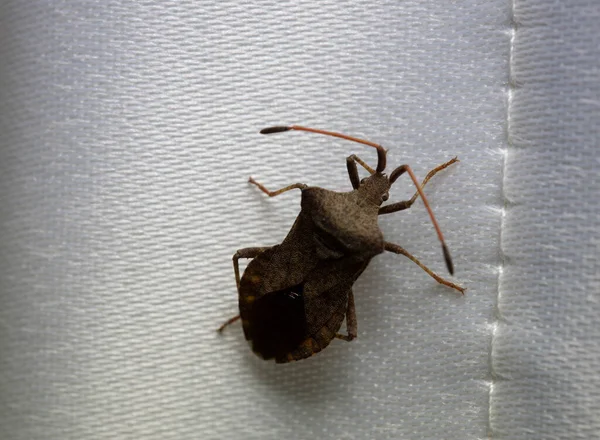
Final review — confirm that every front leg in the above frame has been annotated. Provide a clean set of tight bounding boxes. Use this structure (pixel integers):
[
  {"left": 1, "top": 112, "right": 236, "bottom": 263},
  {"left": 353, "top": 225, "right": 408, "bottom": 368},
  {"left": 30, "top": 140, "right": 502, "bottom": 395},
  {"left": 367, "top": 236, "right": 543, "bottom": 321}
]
[
  {"left": 379, "top": 157, "right": 459, "bottom": 215},
  {"left": 346, "top": 154, "right": 375, "bottom": 189}
]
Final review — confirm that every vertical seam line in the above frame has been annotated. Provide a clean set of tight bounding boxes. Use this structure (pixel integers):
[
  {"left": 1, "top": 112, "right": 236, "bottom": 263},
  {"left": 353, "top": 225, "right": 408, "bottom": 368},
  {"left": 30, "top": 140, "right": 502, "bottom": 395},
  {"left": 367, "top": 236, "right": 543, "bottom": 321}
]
[{"left": 488, "top": 1, "right": 517, "bottom": 438}]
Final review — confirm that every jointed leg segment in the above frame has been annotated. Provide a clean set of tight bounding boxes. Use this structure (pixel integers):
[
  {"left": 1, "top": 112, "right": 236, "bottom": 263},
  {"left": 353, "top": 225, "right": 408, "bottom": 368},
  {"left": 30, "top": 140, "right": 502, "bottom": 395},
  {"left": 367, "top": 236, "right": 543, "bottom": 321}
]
[
  {"left": 249, "top": 177, "right": 307, "bottom": 197},
  {"left": 218, "top": 315, "right": 240, "bottom": 333},
  {"left": 384, "top": 242, "right": 465, "bottom": 294},
  {"left": 379, "top": 157, "right": 458, "bottom": 215},
  {"left": 218, "top": 246, "right": 271, "bottom": 333},
  {"left": 233, "top": 247, "right": 271, "bottom": 291},
  {"left": 346, "top": 154, "right": 375, "bottom": 189},
  {"left": 336, "top": 290, "right": 358, "bottom": 341}
]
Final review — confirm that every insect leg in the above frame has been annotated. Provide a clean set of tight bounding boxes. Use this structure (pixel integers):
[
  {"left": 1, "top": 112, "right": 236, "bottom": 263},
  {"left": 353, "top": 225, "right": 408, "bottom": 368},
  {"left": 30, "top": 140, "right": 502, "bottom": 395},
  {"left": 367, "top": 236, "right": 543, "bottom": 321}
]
[
  {"left": 233, "top": 247, "right": 271, "bottom": 291},
  {"left": 335, "top": 289, "right": 357, "bottom": 341},
  {"left": 218, "top": 247, "right": 272, "bottom": 333},
  {"left": 379, "top": 157, "right": 459, "bottom": 215},
  {"left": 346, "top": 155, "right": 375, "bottom": 189},
  {"left": 383, "top": 242, "right": 465, "bottom": 295},
  {"left": 217, "top": 315, "right": 241, "bottom": 333},
  {"left": 248, "top": 178, "right": 307, "bottom": 197}
]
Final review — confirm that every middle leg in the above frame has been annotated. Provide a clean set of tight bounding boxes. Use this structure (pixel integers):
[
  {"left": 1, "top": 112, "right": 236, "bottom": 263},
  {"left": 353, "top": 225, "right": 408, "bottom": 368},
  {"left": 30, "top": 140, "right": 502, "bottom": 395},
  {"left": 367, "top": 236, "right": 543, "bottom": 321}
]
[
  {"left": 249, "top": 178, "right": 307, "bottom": 197},
  {"left": 384, "top": 241, "right": 465, "bottom": 294},
  {"left": 232, "top": 247, "right": 271, "bottom": 291},
  {"left": 218, "top": 246, "right": 272, "bottom": 333}
]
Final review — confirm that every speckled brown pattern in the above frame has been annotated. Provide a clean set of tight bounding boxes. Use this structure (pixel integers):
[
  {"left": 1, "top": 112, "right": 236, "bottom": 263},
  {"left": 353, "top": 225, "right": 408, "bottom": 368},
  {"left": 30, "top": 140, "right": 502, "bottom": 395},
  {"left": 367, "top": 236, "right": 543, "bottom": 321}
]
[{"left": 223, "top": 127, "right": 463, "bottom": 362}]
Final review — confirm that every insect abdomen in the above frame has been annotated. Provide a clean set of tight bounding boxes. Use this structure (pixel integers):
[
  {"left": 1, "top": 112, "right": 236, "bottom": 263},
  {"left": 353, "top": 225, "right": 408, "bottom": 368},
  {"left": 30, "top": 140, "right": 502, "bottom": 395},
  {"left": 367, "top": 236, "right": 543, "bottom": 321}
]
[{"left": 278, "top": 299, "right": 346, "bottom": 363}]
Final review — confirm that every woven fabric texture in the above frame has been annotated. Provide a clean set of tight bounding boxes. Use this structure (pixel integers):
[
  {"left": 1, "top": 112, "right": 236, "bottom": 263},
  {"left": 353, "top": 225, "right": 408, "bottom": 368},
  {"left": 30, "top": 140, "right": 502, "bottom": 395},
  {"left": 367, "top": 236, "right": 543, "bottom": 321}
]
[
  {"left": 491, "top": 1, "right": 600, "bottom": 439},
  {"left": 3, "top": 1, "right": 596, "bottom": 439}
]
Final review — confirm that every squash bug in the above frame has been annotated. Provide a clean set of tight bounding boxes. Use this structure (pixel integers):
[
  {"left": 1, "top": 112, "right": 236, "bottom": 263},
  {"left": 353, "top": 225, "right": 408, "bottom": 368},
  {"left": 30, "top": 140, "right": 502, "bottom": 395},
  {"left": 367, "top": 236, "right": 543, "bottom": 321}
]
[{"left": 219, "top": 125, "right": 464, "bottom": 363}]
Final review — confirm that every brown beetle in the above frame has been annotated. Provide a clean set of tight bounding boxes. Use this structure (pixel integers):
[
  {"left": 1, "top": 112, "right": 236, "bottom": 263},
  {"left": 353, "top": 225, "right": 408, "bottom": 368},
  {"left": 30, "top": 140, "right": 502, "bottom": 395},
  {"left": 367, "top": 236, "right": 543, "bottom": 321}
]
[{"left": 219, "top": 125, "right": 464, "bottom": 363}]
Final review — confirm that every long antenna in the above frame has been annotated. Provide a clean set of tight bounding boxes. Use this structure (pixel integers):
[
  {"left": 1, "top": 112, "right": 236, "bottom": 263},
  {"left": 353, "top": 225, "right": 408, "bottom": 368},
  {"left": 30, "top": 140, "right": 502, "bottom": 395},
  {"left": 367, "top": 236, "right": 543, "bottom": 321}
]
[
  {"left": 260, "top": 125, "right": 454, "bottom": 275},
  {"left": 260, "top": 125, "right": 386, "bottom": 173},
  {"left": 389, "top": 164, "right": 454, "bottom": 275}
]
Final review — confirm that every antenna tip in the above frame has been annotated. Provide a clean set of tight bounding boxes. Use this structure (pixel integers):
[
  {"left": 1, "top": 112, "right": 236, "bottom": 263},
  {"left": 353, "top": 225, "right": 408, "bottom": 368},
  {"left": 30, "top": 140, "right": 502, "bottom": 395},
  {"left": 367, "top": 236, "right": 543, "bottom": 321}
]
[
  {"left": 260, "top": 126, "right": 291, "bottom": 134},
  {"left": 442, "top": 243, "right": 454, "bottom": 275}
]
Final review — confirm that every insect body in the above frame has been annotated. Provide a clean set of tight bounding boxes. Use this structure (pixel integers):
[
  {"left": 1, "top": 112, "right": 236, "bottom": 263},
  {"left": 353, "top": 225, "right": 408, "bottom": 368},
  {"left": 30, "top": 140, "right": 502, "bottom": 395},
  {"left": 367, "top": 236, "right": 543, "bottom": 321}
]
[{"left": 219, "top": 125, "right": 464, "bottom": 363}]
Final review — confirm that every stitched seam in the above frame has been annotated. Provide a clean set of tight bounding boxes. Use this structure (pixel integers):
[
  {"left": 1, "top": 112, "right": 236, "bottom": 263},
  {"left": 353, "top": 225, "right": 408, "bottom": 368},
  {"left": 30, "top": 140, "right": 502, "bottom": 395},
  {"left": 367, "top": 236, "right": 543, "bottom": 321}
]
[{"left": 488, "top": 3, "right": 517, "bottom": 438}]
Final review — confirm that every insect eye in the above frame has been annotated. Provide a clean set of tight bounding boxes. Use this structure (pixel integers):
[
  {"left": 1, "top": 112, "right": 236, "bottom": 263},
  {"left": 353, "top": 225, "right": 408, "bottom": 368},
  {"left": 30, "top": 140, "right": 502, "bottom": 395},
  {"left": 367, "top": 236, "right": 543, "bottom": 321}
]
[
  {"left": 382, "top": 193, "right": 389, "bottom": 202},
  {"left": 360, "top": 178, "right": 366, "bottom": 185}
]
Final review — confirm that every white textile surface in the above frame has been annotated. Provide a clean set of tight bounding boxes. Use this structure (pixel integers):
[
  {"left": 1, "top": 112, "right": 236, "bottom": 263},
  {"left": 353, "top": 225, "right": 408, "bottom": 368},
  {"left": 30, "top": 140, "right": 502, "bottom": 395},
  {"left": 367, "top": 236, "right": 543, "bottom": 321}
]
[
  {"left": 1, "top": 1, "right": 596, "bottom": 439},
  {"left": 492, "top": 1, "right": 600, "bottom": 439}
]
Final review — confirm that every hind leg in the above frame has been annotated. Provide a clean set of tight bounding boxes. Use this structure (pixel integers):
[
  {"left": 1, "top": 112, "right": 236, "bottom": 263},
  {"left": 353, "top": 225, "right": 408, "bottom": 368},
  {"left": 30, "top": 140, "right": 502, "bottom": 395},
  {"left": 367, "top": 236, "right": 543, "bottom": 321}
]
[{"left": 336, "top": 290, "right": 357, "bottom": 341}]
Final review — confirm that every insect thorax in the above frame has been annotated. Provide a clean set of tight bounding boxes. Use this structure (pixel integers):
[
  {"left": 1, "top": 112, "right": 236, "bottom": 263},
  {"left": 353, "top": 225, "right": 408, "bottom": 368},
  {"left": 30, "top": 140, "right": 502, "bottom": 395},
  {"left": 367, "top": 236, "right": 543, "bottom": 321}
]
[{"left": 300, "top": 187, "right": 384, "bottom": 260}]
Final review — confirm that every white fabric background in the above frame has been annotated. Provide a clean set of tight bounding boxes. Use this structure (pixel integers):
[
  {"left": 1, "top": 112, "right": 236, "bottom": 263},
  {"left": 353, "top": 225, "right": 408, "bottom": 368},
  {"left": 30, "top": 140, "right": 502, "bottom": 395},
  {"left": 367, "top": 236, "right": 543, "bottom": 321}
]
[
  {"left": 0, "top": 1, "right": 596, "bottom": 439},
  {"left": 491, "top": 1, "right": 600, "bottom": 439}
]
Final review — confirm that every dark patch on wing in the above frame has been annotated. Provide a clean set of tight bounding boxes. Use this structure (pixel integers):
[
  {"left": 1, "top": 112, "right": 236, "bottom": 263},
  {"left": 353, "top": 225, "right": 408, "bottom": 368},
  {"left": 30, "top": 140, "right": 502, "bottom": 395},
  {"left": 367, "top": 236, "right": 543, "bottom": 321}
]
[{"left": 246, "top": 282, "right": 308, "bottom": 360}]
